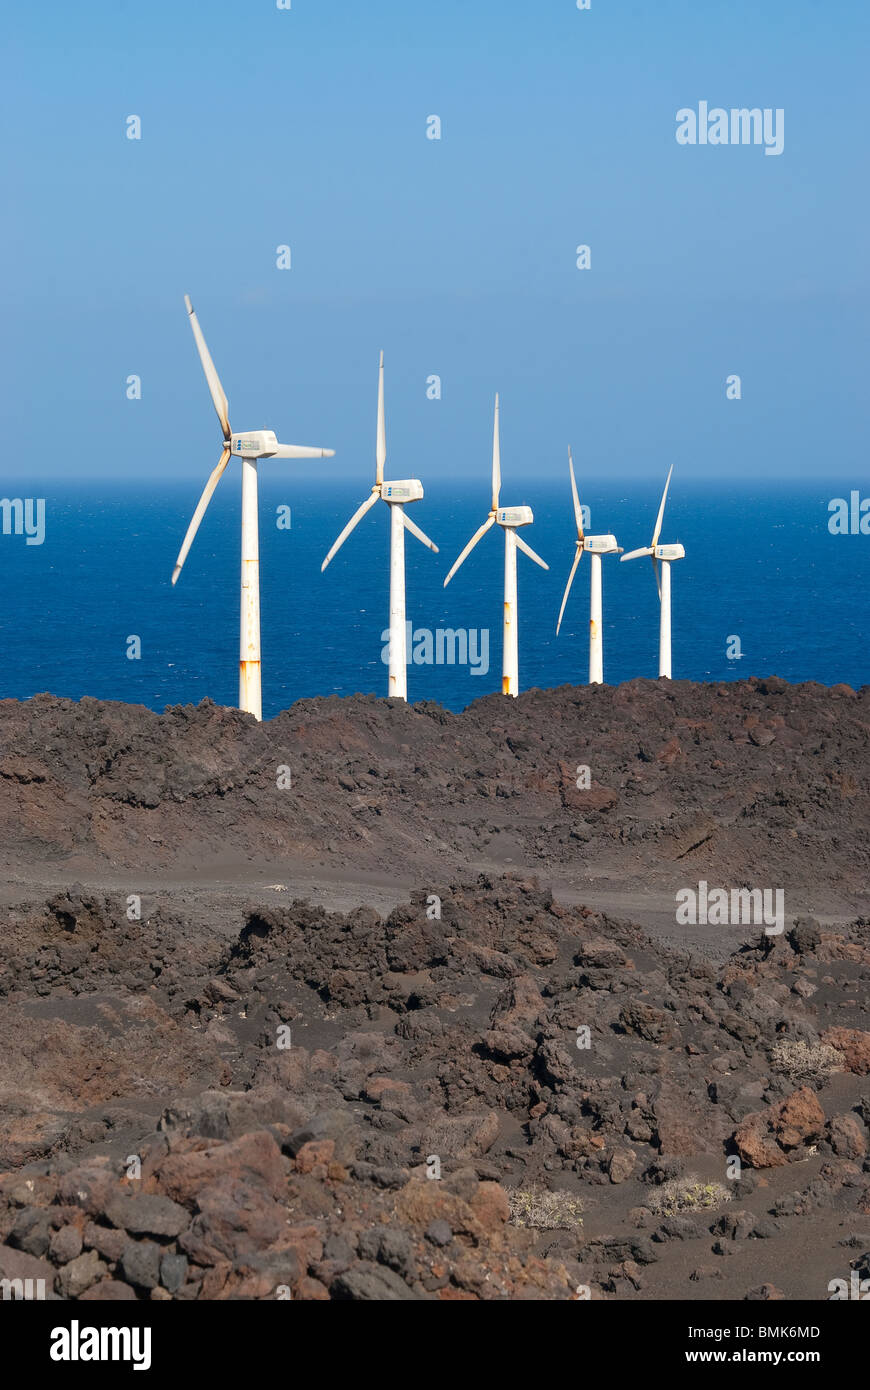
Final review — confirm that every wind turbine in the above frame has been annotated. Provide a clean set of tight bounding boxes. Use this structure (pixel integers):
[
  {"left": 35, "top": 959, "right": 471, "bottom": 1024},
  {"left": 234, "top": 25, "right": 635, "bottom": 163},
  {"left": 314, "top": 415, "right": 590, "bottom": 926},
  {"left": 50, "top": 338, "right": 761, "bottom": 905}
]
[
  {"left": 443, "top": 394, "right": 548, "bottom": 697},
  {"left": 555, "top": 450, "right": 622, "bottom": 683},
  {"left": 321, "top": 352, "right": 439, "bottom": 701},
  {"left": 171, "top": 296, "right": 335, "bottom": 721},
  {"left": 620, "top": 466, "right": 685, "bottom": 678}
]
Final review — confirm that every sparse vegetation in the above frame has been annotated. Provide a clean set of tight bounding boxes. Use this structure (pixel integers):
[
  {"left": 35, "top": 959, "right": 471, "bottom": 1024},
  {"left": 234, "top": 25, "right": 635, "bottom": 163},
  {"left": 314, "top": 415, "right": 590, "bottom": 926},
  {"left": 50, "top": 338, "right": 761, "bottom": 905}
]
[
  {"left": 645, "top": 1176, "right": 732, "bottom": 1216},
  {"left": 508, "top": 1186, "right": 584, "bottom": 1230},
  {"left": 770, "top": 1039, "right": 842, "bottom": 1084}
]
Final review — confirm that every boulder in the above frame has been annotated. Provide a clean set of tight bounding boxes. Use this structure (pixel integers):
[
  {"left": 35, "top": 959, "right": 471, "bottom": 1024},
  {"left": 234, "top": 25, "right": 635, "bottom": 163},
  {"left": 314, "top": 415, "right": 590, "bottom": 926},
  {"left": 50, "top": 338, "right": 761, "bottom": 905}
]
[
  {"left": 822, "top": 1029, "right": 870, "bottom": 1076},
  {"left": 734, "top": 1087, "right": 825, "bottom": 1169}
]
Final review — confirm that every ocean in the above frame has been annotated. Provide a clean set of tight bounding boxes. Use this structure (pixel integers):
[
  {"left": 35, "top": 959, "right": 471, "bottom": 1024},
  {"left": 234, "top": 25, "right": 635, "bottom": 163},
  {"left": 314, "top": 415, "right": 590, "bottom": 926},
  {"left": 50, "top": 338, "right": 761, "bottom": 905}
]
[{"left": 1, "top": 478, "right": 867, "bottom": 718}]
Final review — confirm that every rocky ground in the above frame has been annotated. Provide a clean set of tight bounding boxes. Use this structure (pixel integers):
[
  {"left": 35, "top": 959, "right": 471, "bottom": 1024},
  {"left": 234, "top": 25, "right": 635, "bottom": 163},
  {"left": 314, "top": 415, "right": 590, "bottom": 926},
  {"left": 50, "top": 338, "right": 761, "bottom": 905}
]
[{"left": 0, "top": 680, "right": 868, "bottom": 1300}]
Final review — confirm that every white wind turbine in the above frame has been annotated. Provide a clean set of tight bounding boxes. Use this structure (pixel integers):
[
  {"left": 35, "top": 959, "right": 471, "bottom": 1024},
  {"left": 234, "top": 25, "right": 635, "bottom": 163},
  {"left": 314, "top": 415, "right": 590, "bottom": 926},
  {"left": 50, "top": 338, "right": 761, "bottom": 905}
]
[
  {"left": 620, "top": 465, "right": 685, "bottom": 678},
  {"left": 321, "top": 351, "right": 439, "bottom": 701},
  {"left": 443, "top": 394, "right": 548, "bottom": 697},
  {"left": 171, "top": 295, "right": 335, "bottom": 722},
  {"left": 555, "top": 450, "right": 622, "bottom": 683}
]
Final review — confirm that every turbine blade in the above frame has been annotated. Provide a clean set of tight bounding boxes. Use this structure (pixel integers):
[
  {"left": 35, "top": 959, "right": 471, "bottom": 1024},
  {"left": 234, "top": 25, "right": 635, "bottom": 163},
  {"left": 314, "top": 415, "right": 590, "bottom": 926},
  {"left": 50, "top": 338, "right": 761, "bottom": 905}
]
[
  {"left": 651, "top": 465, "right": 673, "bottom": 548},
  {"left": 443, "top": 514, "right": 495, "bottom": 587},
  {"left": 321, "top": 491, "right": 380, "bottom": 571},
  {"left": 556, "top": 547, "right": 583, "bottom": 635},
  {"left": 376, "top": 350, "right": 386, "bottom": 485},
  {"left": 402, "top": 510, "right": 439, "bottom": 552},
  {"left": 568, "top": 448, "right": 584, "bottom": 540},
  {"left": 652, "top": 553, "right": 661, "bottom": 600},
  {"left": 271, "top": 444, "right": 336, "bottom": 459},
  {"left": 515, "top": 532, "right": 549, "bottom": 570},
  {"left": 620, "top": 546, "right": 654, "bottom": 562},
  {"left": 171, "top": 447, "right": 232, "bottom": 584},
  {"left": 491, "top": 393, "right": 501, "bottom": 512},
  {"left": 184, "top": 295, "right": 230, "bottom": 441}
]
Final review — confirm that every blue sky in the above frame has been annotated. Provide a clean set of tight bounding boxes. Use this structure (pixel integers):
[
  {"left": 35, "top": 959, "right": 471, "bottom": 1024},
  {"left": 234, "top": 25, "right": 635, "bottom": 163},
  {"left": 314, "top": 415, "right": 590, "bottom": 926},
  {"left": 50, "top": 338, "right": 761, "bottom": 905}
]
[{"left": 2, "top": 0, "right": 867, "bottom": 483}]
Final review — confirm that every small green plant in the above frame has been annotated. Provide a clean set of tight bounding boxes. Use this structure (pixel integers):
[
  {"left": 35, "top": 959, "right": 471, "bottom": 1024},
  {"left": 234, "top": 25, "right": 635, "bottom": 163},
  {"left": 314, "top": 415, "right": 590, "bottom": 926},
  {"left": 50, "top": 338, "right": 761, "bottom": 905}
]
[
  {"left": 646, "top": 1176, "right": 731, "bottom": 1216},
  {"left": 507, "top": 1186, "right": 584, "bottom": 1230}
]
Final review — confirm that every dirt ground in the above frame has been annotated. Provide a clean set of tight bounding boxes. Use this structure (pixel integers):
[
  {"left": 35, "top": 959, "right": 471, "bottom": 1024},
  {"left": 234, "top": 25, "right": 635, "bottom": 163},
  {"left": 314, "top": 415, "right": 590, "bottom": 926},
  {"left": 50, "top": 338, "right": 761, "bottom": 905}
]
[{"left": 0, "top": 679, "right": 868, "bottom": 1301}]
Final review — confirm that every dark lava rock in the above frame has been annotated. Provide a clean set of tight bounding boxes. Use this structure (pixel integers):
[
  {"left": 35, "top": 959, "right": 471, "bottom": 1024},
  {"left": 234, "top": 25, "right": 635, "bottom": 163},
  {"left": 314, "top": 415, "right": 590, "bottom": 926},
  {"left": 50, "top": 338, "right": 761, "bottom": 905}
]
[
  {"left": 331, "top": 1261, "right": 421, "bottom": 1301},
  {"left": 788, "top": 918, "right": 822, "bottom": 955},
  {"left": 159, "top": 1252, "right": 188, "bottom": 1294},
  {"left": 105, "top": 1194, "right": 190, "bottom": 1239},
  {"left": 119, "top": 1240, "right": 162, "bottom": 1291},
  {"left": 425, "top": 1219, "right": 453, "bottom": 1247}
]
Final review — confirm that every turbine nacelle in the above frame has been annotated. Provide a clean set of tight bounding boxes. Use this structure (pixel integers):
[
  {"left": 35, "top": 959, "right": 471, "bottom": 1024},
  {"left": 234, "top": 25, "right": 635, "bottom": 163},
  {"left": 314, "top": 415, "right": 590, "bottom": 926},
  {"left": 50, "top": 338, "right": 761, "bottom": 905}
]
[
  {"left": 584, "top": 534, "right": 621, "bottom": 555},
  {"left": 231, "top": 430, "right": 335, "bottom": 460},
  {"left": 231, "top": 430, "right": 283, "bottom": 459},
  {"left": 497, "top": 506, "right": 534, "bottom": 528},
  {"left": 382, "top": 479, "right": 424, "bottom": 503},
  {"left": 655, "top": 542, "right": 685, "bottom": 561}
]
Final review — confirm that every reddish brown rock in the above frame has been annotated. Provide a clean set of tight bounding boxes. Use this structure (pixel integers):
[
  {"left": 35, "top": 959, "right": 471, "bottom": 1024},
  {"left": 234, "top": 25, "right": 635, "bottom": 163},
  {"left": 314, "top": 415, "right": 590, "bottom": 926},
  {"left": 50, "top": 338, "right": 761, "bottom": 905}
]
[
  {"left": 734, "top": 1087, "right": 825, "bottom": 1168},
  {"left": 396, "top": 1180, "right": 484, "bottom": 1240},
  {"left": 293, "top": 1275, "right": 330, "bottom": 1300},
  {"left": 279, "top": 1222, "right": 324, "bottom": 1271},
  {"left": 363, "top": 1077, "right": 412, "bottom": 1105},
  {"left": 489, "top": 975, "right": 542, "bottom": 1031},
  {"left": 294, "top": 1140, "right": 335, "bottom": 1176},
  {"left": 822, "top": 1029, "right": 870, "bottom": 1075},
  {"left": 733, "top": 1114, "right": 788, "bottom": 1169},
  {"left": 151, "top": 1131, "right": 286, "bottom": 1207},
  {"left": 470, "top": 1182, "right": 510, "bottom": 1230},
  {"left": 79, "top": 1279, "right": 137, "bottom": 1301}
]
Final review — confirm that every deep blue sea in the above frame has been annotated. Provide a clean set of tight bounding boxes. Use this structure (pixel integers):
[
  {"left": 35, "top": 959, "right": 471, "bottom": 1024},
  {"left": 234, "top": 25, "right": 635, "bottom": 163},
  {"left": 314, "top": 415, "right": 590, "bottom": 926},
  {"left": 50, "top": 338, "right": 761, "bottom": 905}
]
[{"left": 1, "top": 479, "right": 867, "bottom": 718}]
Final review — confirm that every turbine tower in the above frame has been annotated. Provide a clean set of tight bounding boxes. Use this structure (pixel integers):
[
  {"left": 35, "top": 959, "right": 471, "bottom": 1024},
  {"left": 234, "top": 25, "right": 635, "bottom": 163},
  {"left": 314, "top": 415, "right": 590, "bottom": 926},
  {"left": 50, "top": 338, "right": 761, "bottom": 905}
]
[
  {"left": 620, "top": 466, "right": 685, "bottom": 678},
  {"left": 321, "top": 352, "right": 439, "bottom": 701},
  {"left": 171, "top": 295, "right": 335, "bottom": 722},
  {"left": 555, "top": 450, "right": 622, "bottom": 683},
  {"left": 443, "top": 394, "right": 548, "bottom": 697}
]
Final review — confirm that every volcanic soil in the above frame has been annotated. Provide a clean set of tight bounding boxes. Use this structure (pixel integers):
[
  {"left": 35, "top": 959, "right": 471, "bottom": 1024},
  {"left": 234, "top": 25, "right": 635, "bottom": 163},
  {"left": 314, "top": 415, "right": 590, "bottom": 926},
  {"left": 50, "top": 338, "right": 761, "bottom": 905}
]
[{"left": 0, "top": 678, "right": 868, "bottom": 1301}]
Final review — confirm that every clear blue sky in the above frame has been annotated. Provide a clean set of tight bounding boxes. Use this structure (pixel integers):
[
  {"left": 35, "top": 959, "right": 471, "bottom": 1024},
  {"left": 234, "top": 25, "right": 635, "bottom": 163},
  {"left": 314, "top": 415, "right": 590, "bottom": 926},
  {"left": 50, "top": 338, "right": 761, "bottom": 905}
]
[{"left": 2, "top": 0, "right": 867, "bottom": 483}]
